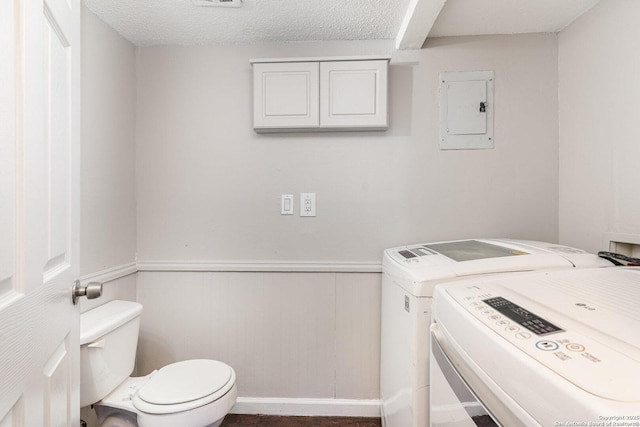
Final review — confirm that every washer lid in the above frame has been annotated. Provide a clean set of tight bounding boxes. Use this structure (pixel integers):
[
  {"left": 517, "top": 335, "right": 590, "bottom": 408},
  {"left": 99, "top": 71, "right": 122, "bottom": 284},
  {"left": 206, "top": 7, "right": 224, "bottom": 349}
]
[{"left": 136, "top": 359, "right": 232, "bottom": 405}]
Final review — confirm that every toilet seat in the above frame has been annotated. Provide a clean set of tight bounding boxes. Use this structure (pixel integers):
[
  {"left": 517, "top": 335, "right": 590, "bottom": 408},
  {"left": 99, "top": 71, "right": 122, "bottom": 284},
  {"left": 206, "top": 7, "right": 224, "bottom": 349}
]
[{"left": 133, "top": 359, "right": 236, "bottom": 415}]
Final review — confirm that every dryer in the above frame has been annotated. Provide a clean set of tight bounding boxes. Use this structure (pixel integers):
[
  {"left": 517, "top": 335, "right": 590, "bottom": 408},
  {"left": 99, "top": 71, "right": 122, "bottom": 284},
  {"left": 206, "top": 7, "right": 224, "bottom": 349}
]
[
  {"left": 380, "top": 239, "right": 612, "bottom": 427},
  {"left": 430, "top": 267, "right": 640, "bottom": 426}
]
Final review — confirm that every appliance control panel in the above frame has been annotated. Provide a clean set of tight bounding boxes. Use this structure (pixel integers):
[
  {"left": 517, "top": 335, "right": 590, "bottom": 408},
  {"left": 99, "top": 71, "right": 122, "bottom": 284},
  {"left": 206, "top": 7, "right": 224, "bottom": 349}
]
[
  {"left": 481, "top": 296, "right": 563, "bottom": 336},
  {"left": 445, "top": 282, "right": 640, "bottom": 402},
  {"left": 397, "top": 246, "right": 437, "bottom": 260}
]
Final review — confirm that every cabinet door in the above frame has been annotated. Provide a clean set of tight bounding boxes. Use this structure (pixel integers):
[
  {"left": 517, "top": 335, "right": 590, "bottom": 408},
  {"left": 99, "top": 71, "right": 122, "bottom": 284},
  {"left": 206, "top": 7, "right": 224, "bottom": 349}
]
[
  {"left": 253, "top": 62, "right": 319, "bottom": 131},
  {"left": 320, "top": 60, "right": 388, "bottom": 130}
]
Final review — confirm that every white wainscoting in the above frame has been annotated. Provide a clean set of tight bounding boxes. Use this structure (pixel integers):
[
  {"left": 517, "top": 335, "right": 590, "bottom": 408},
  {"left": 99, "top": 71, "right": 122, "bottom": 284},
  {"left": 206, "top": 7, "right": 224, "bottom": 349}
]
[
  {"left": 135, "top": 269, "right": 382, "bottom": 407},
  {"left": 79, "top": 261, "right": 383, "bottom": 415}
]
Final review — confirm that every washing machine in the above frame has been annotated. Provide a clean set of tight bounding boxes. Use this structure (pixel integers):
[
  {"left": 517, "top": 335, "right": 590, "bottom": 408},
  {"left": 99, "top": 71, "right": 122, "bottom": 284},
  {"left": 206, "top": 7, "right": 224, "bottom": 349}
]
[
  {"left": 430, "top": 266, "right": 640, "bottom": 426},
  {"left": 380, "top": 239, "right": 612, "bottom": 427}
]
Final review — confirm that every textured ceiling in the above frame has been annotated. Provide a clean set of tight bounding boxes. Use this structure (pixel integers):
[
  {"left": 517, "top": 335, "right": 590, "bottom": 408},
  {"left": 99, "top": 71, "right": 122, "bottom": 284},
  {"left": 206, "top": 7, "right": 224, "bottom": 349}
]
[
  {"left": 82, "top": 0, "right": 601, "bottom": 47},
  {"left": 82, "top": 0, "right": 412, "bottom": 46}
]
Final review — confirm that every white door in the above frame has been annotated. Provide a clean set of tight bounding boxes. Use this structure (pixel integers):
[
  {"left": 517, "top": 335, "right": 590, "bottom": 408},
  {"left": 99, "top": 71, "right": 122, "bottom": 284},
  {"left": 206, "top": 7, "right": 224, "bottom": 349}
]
[{"left": 0, "top": 0, "right": 81, "bottom": 425}]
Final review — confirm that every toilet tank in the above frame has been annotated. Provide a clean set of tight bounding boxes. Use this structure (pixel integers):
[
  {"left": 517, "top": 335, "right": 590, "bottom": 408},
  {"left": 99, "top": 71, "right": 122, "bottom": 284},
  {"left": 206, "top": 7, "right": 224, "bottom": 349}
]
[{"left": 80, "top": 300, "right": 143, "bottom": 407}]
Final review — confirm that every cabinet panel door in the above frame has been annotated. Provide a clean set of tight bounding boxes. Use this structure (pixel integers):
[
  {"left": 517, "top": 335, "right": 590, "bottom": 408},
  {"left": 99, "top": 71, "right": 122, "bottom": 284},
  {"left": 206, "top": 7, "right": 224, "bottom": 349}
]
[
  {"left": 253, "top": 62, "right": 319, "bottom": 131},
  {"left": 320, "top": 60, "right": 388, "bottom": 130}
]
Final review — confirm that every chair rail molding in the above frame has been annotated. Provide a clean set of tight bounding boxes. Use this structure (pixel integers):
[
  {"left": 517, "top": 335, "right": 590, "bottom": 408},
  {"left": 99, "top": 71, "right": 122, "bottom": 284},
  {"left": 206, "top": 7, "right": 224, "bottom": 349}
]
[
  {"left": 79, "top": 262, "right": 137, "bottom": 285},
  {"left": 135, "top": 260, "right": 383, "bottom": 273}
]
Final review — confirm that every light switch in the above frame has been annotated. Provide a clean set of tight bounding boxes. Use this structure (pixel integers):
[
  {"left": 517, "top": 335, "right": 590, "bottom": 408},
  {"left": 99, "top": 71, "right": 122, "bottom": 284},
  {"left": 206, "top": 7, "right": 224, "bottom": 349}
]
[
  {"left": 281, "top": 194, "right": 294, "bottom": 215},
  {"left": 300, "top": 193, "right": 316, "bottom": 217}
]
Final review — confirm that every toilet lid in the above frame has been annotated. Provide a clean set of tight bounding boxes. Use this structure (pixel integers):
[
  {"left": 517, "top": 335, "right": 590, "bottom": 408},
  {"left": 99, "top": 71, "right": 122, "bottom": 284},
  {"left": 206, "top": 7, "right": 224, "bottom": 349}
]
[{"left": 136, "top": 359, "right": 233, "bottom": 406}]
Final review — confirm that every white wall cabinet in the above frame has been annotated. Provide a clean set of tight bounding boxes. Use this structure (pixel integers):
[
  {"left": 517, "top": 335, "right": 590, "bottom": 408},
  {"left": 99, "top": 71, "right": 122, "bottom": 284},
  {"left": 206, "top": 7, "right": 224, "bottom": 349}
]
[{"left": 253, "top": 58, "right": 388, "bottom": 132}]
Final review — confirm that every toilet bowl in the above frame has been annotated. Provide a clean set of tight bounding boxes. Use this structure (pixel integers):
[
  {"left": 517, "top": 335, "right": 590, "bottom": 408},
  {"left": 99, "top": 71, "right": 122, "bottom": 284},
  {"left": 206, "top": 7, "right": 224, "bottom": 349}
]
[{"left": 80, "top": 300, "right": 237, "bottom": 427}]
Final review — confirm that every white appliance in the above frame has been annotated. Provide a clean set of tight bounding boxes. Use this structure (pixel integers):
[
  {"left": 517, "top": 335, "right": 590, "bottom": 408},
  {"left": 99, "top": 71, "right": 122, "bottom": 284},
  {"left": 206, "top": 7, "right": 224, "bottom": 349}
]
[
  {"left": 380, "top": 239, "right": 612, "bottom": 427},
  {"left": 430, "top": 267, "right": 640, "bottom": 426}
]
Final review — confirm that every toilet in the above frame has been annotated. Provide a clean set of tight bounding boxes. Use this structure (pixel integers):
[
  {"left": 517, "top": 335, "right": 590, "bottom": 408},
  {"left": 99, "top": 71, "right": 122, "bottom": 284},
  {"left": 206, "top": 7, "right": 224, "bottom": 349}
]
[{"left": 80, "top": 300, "right": 237, "bottom": 427}]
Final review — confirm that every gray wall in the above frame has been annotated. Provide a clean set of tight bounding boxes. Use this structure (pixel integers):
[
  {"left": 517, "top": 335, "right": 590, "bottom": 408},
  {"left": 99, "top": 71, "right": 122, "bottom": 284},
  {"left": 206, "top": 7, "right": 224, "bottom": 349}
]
[
  {"left": 558, "top": 0, "right": 640, "bottom": 253},
  {"left": 135, "top": 35, "right": 560, "bottom": 264},
  {"left": 80, "top": 5, "right": 137, "bottom": 279}
]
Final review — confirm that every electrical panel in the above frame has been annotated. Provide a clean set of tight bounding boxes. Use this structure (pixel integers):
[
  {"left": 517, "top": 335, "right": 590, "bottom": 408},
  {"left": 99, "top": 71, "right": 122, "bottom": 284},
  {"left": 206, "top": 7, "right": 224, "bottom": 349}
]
[{"left": 439, "top": 70, "right": 494, "bottom": 150}]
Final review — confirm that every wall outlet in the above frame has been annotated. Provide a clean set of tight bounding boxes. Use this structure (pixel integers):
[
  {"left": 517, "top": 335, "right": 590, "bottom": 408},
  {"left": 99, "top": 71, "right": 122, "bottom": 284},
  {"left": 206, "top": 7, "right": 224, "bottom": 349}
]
[{"left": 300, "top": 193, "right": 316, "bottom": 217}]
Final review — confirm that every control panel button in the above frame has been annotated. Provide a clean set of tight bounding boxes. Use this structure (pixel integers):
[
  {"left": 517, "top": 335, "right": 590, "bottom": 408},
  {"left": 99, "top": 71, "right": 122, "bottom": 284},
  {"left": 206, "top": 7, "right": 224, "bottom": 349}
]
[
  {"left": 515, "top": 332, "right": 532, "bottom": 340},
  {"left": 566, "top": 343, "right": 586, "bottom": 352},
  {"left": 536, "top": 340, "right": 559, "bottom": 351}
]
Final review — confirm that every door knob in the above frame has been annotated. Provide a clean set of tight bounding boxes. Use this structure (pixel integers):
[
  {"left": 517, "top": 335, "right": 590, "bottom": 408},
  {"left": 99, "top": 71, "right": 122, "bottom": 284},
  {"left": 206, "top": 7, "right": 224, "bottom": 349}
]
[{"left": 72, "top": 280, "right": 103, "bottom": 305}]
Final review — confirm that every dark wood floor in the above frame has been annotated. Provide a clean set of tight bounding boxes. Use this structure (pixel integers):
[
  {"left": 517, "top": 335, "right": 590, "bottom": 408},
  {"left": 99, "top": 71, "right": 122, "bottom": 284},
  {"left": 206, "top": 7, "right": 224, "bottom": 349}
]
[{"left": 221, "top": 415, "right": 382, "bottom": 426}]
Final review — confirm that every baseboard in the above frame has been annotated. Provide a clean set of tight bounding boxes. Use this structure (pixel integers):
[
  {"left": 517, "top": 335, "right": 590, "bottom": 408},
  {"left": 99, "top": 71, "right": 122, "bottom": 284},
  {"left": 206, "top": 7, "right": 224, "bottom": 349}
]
[{"left": 230, "top": 397, "right": 381, "bottom": 418}]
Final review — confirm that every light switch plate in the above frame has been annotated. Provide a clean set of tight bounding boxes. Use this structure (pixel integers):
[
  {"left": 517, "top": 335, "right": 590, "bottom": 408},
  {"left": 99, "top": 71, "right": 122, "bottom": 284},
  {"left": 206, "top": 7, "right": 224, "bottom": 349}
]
[
  {"left": 300, "top": 193, "right": 316, "bottom": 217},
  {"left": 281, "top": 194, "right": 294, "bottom": 215}
]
